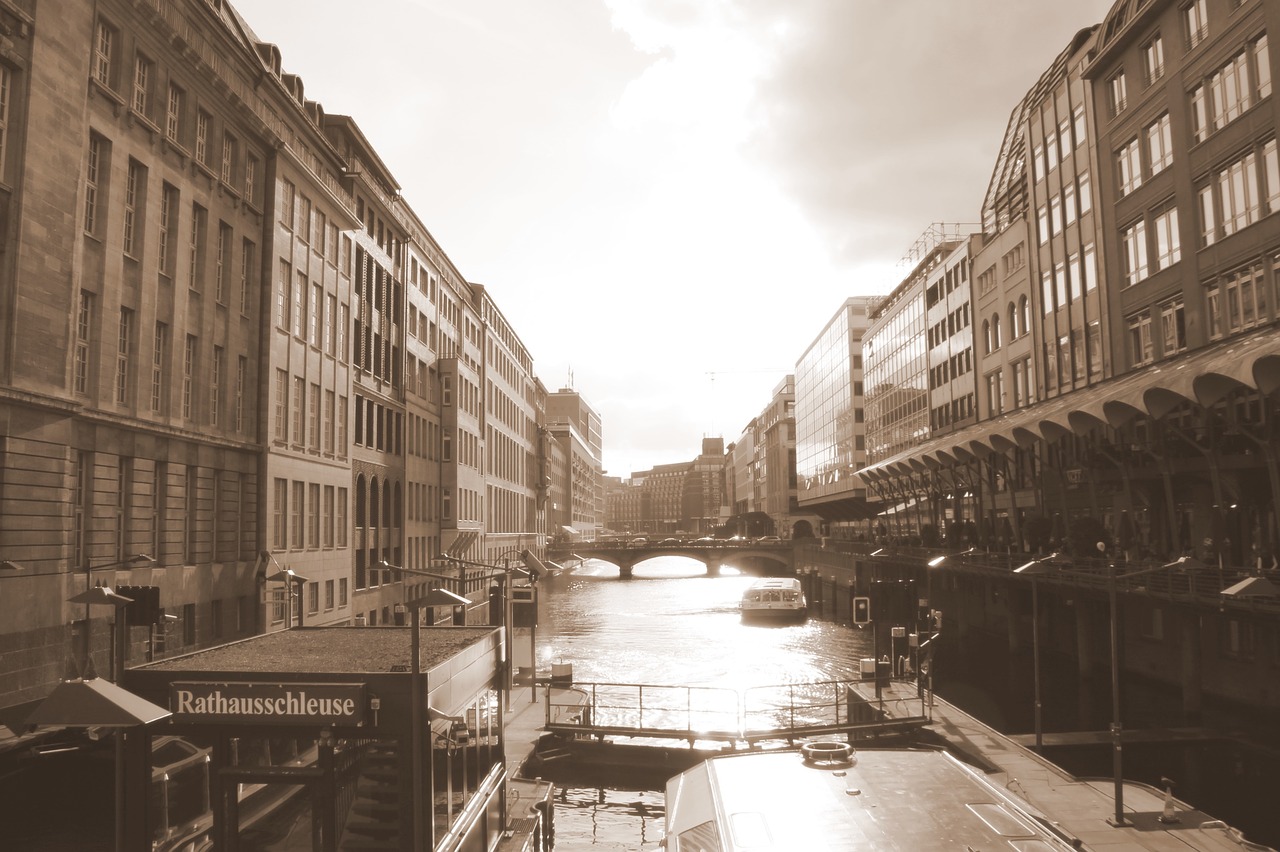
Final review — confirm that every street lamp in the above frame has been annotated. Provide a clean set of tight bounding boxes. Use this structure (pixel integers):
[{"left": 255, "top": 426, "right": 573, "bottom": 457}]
[
  {"left": 1012, "top": 552, "right": 1069, "bottom": 752},
  {"left": 77, "top": 554, "right": 155, "bottom": 677},
  {"left": 262, "top": 551, "right": 309, "bottom": 629}
]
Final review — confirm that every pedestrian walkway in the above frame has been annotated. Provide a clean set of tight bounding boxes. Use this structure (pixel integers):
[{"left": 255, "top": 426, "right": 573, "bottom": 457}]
[
  {"left": 497, "top": 683, "right": 587, "bottom": 852},
  {"left": 872, "top": 680, "right": 1274, "bottom": 852}
]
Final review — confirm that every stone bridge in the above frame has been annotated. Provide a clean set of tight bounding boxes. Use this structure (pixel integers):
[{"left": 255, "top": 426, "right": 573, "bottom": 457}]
[{"left": 547, "top": 541, "right": 796, "bottom": 578}]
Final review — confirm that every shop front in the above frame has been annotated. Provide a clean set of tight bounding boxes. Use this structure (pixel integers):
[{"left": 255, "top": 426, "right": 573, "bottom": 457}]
[{"left": 123, "top": 626, "right": 503, "bottom": 851}]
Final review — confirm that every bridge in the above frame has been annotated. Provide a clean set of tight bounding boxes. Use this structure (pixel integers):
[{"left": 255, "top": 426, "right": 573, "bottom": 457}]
[{"left": 548, "top": 540, "right": 797, "bottom": 578}]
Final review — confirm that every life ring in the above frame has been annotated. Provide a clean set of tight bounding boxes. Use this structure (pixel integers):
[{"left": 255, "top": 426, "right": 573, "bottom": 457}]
[{"left": 801, "top": 741, "right": 855, "bottom": 766}]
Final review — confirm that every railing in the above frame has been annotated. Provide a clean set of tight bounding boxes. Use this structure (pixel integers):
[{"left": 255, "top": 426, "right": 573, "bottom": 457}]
[
  {"left": 544, "top": 679, "right": 927, "bottom": 746},
  {"left": 804, "top": 542, "right": 1280, "bottom": 612}
]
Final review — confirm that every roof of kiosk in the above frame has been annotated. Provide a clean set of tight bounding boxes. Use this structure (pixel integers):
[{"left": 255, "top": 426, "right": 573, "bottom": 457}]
[{"left": 137, "top": 627, "right": 496, "bottom": 674}]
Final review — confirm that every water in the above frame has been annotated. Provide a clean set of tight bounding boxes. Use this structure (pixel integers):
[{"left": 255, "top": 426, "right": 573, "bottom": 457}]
[
  {"left": 534, "top": 556, "right": 1280, "bottom": 851},
  {"left": 534, "top": 556, "right": 872, "bottom": 851}
]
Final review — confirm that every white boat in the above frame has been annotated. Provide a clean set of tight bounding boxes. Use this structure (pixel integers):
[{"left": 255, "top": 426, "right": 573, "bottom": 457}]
[
  {"left": 739, "top": 577, "right": 807, "bottom": 622},
  {"left": 656, "top": 747, "right": 1079, "bottom": 851}
]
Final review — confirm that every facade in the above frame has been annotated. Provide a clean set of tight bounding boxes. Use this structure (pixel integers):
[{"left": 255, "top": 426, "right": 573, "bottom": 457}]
[
  {"left": 793, "top": 297, "right": 883, "bottom": 535},
  {"left": 0, "top": 0, "right": 559, "bottom": 757},
  {"left": 681, "top": 437, "right": 727, "bottom": 534},
  {"left": 545, "top": 388, "right": 603, "bottom": 537}
]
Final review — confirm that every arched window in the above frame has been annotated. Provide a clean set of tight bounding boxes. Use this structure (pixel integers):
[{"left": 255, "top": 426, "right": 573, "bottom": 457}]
[
  {"left": 992, "top": 314, "right": 1002, "bottom": 349},
  {"left": 1008, "top": 302, "right": 1019, "bottom": 339},
  {"left": 355, "top": 474, "right": 366, "bottom": 527},
  {"left": 382, "top": 479, "right": 392, "bottom": 528},
  {"left": 370, "top": 476, "right": 380, "bottom": 530},
  {"left": 982, "top": 319, "right": 992, "bottom": 354},
  {"left": 1019, "top": 295, "right": 1031, "bottom": 334}
]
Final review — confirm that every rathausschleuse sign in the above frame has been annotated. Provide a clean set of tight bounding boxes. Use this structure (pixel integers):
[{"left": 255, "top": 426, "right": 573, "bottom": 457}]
[{"left": 170, "top": 682, "right": 366, "bottom": 726}]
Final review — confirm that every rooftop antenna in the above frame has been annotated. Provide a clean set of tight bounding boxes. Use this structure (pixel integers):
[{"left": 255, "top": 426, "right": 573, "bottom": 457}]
[{"left": 566, "top": 366, "right": 574, "bottom": 389}]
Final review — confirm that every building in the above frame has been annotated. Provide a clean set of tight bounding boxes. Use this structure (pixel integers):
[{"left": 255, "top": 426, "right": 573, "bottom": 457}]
[
  {"left": 545, "top": 387, "right": 603, "bottom": 538},
  {"left": 793, "top": 296, "right": 884, "bottom": 536}
]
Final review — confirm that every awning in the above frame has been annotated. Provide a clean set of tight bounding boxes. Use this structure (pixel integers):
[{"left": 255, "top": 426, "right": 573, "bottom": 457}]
[
  {"left": 442, "top": 530, "right": 479, "bottom": 557},
  {"left": 1221, "top": 576, "right": 1280, "bottom": 598},
  {"left": 26, "top": 678, "right": 172, "bottom": 729},
  {"left": 560, "top": 525, "right": 578, "bottom": 535},
  {"left": 857, "top": 325, "right": 1280, "bottom": 483}
]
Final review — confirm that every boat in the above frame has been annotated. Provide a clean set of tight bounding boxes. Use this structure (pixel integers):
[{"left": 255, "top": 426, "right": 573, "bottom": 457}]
[
  {"left": 655, "top": 747, "right": 1080, "bottom": 851},
  {"left": 739, "top": 577, "right": 807, "bottom": 622}
]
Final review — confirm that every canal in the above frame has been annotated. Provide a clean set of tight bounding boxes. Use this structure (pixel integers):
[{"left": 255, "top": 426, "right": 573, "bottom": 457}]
[{"left": 536, "top": 556, "right": 1280, "bottom": 851}]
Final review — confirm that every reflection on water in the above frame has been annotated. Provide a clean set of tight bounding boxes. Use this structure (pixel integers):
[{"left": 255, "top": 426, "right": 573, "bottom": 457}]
[{"left": 536, "top": 556, "right": 873, "bottom": 850}]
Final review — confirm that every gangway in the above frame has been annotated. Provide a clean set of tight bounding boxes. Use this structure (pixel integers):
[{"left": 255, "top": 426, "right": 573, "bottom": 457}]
[{"left": 540, "top": 679, "right": 928, "bottom": 749}]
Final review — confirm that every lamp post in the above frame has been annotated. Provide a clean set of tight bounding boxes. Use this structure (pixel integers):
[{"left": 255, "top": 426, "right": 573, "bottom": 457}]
[
  {"left": 1013, "top": 554, "right": 1055, "bottom": 752},
  {"left": 262, "top": 551, "right": 309, "bottom": 629},
  {"left": 77, "top": 554, "right": 155, "bottom": 677}
]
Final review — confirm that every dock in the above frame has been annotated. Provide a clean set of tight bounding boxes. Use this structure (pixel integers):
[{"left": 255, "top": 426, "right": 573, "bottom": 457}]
[{"left": 497, "top": 677, "right": 1275, "bottom": 851}]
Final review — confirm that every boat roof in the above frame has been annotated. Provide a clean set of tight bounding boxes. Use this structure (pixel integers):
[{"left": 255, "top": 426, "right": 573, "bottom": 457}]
[
  {"left": 666, "top": 748, "right": 1074, "bottom": 851},
  {"left": 746, "top": 577, "right": 801, "bottom": 589}
]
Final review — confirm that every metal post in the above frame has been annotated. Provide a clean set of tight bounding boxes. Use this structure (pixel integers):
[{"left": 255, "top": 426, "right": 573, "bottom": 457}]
[
  {"left": 411, "top": 605, "right": 424, "bottom": 848},
  {"left": 529, "top": 581, "right": 538, "bottom": 704},
  {"left": 1108, "top": 561, "right": 1126, "bottom": 826},
  {"left": 1032, "top": 577, "right": 1042, "bottom": 751}
]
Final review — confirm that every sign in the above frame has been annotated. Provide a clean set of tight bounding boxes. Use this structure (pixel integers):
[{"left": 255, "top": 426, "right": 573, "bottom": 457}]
[{"left": 170, "top": 682, "right": 366, "bottom": 726}]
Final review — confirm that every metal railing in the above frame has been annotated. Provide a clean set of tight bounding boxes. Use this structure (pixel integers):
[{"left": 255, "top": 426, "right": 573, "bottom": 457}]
[{"left": 543, "top": 679, "right": 927, "bottom": 746}]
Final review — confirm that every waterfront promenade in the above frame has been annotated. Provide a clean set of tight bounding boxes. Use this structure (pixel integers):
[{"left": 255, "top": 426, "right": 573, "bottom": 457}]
[{"left": 498, "top": 678, "right": 1274, "bottom": 851}]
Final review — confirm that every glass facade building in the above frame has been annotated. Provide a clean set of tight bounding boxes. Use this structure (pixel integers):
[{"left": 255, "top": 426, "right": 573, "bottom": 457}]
[
  {"left": 864, "top": 289, "right": 929, "bottom": 465},
  {"left": 794, "top": 297, "right": 881, "bottom": 508}
]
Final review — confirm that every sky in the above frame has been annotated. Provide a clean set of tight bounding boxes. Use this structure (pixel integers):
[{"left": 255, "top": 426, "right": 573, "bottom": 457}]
[{"left": 231, "top": 0, "right": 1117, "bottom": 477}]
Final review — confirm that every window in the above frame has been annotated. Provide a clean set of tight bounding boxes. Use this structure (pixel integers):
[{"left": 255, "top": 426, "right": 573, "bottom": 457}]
[
  {"left": 1191, "top": 84, "right": 1208, "bottom": 143},
  {"left": 1041, "top": 270, "right": 1054, "bottom": 314},
  {"left": 310, "top": 282, "right": 321, "bottom": 347},
  {"left": 1045, "top": 131, "right": 1059, "bottom": 174},
  {"left": 986, "top": 370, "right": 1004, "bottom": 417},
  {"left": 84, "top": 134, "right": 104, "bottom": 235},
  {"left": 1073, "top": 103, "right": 1086, "bottom": 150},
  {"left": 245, "top": 155, "right": 258, "bottom": 205},
  {"left": 1210, "top": 52, "right": 1249, "bottom": 131},
  {"left": 337, "top": 486, "right": 348, "bottom": 548},
  {"left": 1121, "top": 219, "right": 1150, "bottom": 286},
  {"left": 1161, "top": 298, "right": 1187, "bottom": 355},
  {"left": 158, "top": 184, "right": 177, "bottom": 276},
  {"left": 325, "top": 578, "right": 334, "bottom": 609},
  {"left": 1063, "top": 181, "right": 1077, "bottom": 225},
  {"left": 273, "top": 479, "right": 288, "bottom": 550},
  {"left": 1128, "top": 311, "right": 1154, "bottom": 366},
  {"left": 326, "top": 293, "right": 337, "bottom": 355},
  {"left": 1143, "top": 34, "right": 1165, "bottom": 85},
  {"left": 215, "top": 222, "right": 231, "bottom": 303},
  {"left": 1037, "top": 205, "right": 1049, "bottom": 245},
  {"left": 274, "top": 369, "right": 287, "bottom": 441},
  {"left": 123, "top": 159, "right": 142, "bottom": 257},
  {"left": 324, "top": 390, "right": 336, "bottom": 454},
  {"left": 93, "top": 20, "right": 116, "bottom": 88},
  {"left": 292, "top": 376, "right": 305, "bottom": 445},
  {"left": 277, "top": 260, "right": 291, "bottom": 329},
  {"left": 1219, "top": 149, "right": 1261, "bottom": 236},
  {"left": 75, "top": 291, "right": 93, "bottom": 395},
  {"left": 1254, "top": 34, "right": 1272, "bottom": 101},
  {"left": 1109, "top": 70, "right": 1128, "bottom": 115},
  {"left": 220, "top": 132, "right": 236, "bottom": 185},
  {"left": 281, "top": 179, "right": 296, "bottom": 228},
  {"left": 1199, "top": 182, "right": 1218, "bottom": 246},
  {"left": 1183, "top": 0, "right": 1207, "bottom": 50},
  {"left": 1078, "top": 171, "right": 1092, "bottom": 214},
  {"left": 131, "top": 53, "right": 151, "bottom": 116},
  {"left": 116, "top": 308, "right": 132, "bottom": 405},
  {"left": 151, "top": 322, "right": 167, "bottom": 413},
  {"left": 189, "top": 203, "right": 206, "bottom": 291},
  {"left": 1118, "top": 138, "right": 1143, "bottom": 196},
  {"left": 291, "top": 480, "right": 304, "bottom": 549},
  {"left": 309, "top": 382, "right": 320, "bottom": 449},
  {"left": 235, "top": 355, "right": 246, "bottom": 433},
  {"left": 1083, "top": 244, "right": 1098, "bottom": 292},
  {"left": 338, "top": 395, "right": 348, "bottom": 458},
  {"left": 1049, "top": 194, "right": 1062, "bottom": 235},
  {"left": 1147, "top": 113, "right": 1172, "bottom": 175},
  {"left": 211, "top": 346, "right": 223, "bottom": 427},
  {"left": 293, "top": 271, "right": 306, "bottom": 338},
  {"left": 1068, "top": 251, "right": 1081, "bottom": 302},
  {"left": 308, "top": 482, "right": 320, "bottom": 549},
  {"left": 1208, "top": 261, "right": 1268, "bottom": 337},
  {"left": 240, "top": 239, "right": 255, "bottom": 315},
  {"left": 1153, "top": 205, "right": 1181, "bottom": 270},
  {"left": 338, "top": 303, "right": 349, "bottom": 362},
  {"left": 182, "top": 334, "right": 196, "bottom": 419},
  {"left": 195, "top": 110, "right": 210, "bottom": 165},
  {"left": 1088, "top": 320, "right": 1103, "bottom": 378},
  {"left": 1057, "top": 117, "right": 1072, "bottom": 162},
  {"left": 165, "top": 83, "right": 183, "bottom": 143}
]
